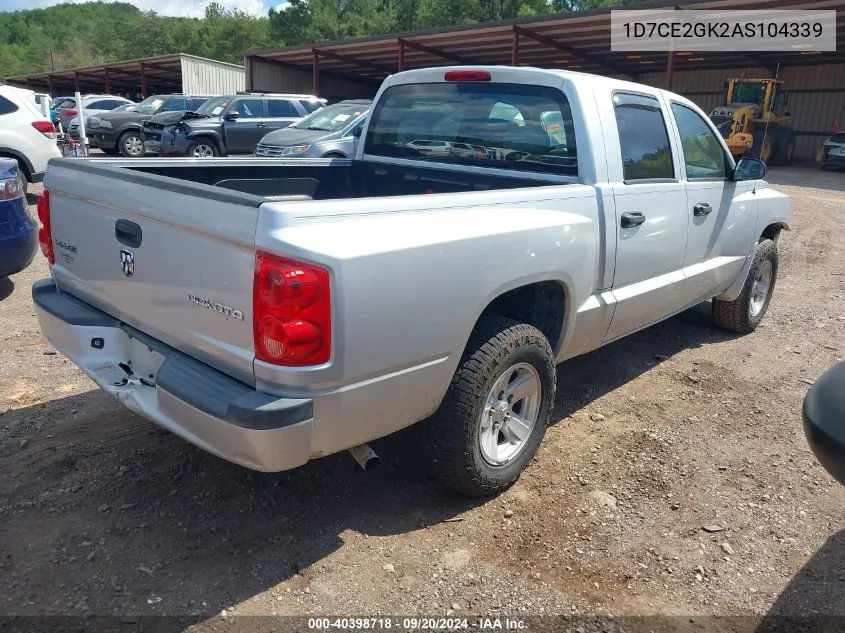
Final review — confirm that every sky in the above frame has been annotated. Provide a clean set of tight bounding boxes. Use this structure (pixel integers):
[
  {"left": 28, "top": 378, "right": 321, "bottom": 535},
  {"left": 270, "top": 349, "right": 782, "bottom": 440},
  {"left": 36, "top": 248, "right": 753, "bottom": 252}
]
[{"left": 0, "top": 0, "right": 287, "bottom": 18}]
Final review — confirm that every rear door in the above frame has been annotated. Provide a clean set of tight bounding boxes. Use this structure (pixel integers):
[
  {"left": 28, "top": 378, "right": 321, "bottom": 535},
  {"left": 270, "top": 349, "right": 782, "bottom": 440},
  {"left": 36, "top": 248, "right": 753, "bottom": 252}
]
[
  {"left": 603, "top": 91, "right": 690, "bottom": 343},
  {"left": 223, "top": 97, "right": 267, "bottom": 154},
  {"left": 668, "top": 101, "right": 758, "bottom": 303}
]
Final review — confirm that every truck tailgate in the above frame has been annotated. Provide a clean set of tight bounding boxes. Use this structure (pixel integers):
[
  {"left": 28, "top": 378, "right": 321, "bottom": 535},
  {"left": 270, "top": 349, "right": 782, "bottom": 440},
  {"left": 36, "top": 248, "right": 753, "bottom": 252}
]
[{"left": 44, "top": 159, "right": 264, "bottom": 385}]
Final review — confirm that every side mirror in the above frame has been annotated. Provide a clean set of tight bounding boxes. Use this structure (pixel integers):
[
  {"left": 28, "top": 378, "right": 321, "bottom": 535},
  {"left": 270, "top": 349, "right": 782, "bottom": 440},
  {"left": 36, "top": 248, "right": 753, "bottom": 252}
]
[
  {"left": 225, "top": 111, "right": 239, "bottom": 121},
  {"left": 803, "top": 362, "right": 845, "bottom": 486},
  {"left": 733, "top": 157, "right": 766, "bottom": 181}
]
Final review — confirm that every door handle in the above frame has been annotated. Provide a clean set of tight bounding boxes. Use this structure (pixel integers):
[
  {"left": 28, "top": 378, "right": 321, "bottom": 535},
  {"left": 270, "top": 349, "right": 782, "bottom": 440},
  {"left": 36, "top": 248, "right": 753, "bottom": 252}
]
[
  {"left": 620, "top": 211, "right": 646, "bottom": 229},
  {"left": 693, "top": 202, "right": 712, "bottom": 216},
  {"left": 256, "top": 123, "right": 267, "bottom": 128},
  {"left": 115, "top": 219, "right": 142, "bottom": 248}
]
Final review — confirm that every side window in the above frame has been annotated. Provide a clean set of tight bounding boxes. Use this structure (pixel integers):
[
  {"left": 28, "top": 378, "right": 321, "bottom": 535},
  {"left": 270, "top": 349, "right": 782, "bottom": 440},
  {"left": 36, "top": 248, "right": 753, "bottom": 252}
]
[
  {"left": 162, "top": 98, "right": 188, "bottom": 112},
  {"left": 232, "top": 98, "right": 265, "bottom": 118},
  {"left": 87, "top": 100, "right": 111, "bottom": 110},
  {"left": 671, "top": 103, "right": 727, "bottom": 180},
  {"left": 613, "top": 93, "right": 675, "bottom": 181},
  {"left": 268, "top": 99, "right": 298, "bottom": 118},
  {"left": 0, "top": 96, "right": 19, "bottom": 115},
  {"left": 299, "top": 99, "right": 323, "bottom": 114}
]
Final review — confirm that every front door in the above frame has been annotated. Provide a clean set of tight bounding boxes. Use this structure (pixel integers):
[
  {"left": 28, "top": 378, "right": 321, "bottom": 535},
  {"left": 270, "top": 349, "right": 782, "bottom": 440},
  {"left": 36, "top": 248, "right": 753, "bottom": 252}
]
[
  {"left": 603, "top": 92, "right": 689, "bottom": 343},
  {"left": 223, "top": 98, "right": 267, "bottom": 154},
  {"left": 669, "top": 102, "right": 759, "bottom": 304}
]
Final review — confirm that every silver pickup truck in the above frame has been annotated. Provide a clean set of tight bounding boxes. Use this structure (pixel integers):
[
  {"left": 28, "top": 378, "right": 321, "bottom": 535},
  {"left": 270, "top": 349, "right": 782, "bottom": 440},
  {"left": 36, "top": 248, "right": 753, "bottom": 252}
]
[{"left": 32, "top": 66, "right": 791, "bottom": 497}]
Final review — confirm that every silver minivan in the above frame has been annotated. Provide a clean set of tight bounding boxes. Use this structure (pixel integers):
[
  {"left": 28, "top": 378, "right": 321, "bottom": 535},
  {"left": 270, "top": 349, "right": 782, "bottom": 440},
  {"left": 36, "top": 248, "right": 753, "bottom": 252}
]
[{"left": 254, "top": 99, "right": 371, "bottom": 158}]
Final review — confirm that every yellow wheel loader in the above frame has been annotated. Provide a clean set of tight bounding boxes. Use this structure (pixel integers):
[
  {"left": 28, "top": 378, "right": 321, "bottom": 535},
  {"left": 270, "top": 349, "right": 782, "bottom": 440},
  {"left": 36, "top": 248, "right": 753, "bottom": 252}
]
[{"left": 708, "top": 78, "right": 796, "bottom": 166}]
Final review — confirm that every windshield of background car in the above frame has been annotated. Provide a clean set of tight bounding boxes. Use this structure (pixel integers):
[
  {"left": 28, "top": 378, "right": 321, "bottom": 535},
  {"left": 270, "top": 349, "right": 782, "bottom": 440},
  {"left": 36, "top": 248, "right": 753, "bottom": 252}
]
[
  {"left": 133, "top": 96, "right": 166, "bottom": 115},
  {"left": 291, "top": 103, "right": 368, "bottom": 132},
  {"left": 364, "top": 82, "right": 577, "bottom": 176},
  {"left": 299, "top": 99, "right": 324, "bottom": 114},
  {"left": 196, "top": 96, "right": 232, "bottom": 116}
]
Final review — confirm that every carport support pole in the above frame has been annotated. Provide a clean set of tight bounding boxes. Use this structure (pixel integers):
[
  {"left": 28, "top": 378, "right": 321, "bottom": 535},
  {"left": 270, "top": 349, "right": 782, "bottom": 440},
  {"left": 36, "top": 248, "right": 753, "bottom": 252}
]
[
  {"left": 140, "top": 62, "right": 148, "bottom": 99},
  {"left": 48, "top": 75, "right": 54, "bottom": 98},
  {"left": 397, "top": 40, "right": 405, "bottom": 72},
  {"left": 74, "top": 71, "right": 80, "bottom": 93},
  {"left": 666, "top": 38, "right": 675, "bottom": 91},
  {"left": 312, "top": 50, "right": 320, "bottom": 97},
  {"left": 511, "top": 26, "right": 520, "bottom": 66},
  {"left": 104, "top": 67, "right": 111, "bottom": 93}
]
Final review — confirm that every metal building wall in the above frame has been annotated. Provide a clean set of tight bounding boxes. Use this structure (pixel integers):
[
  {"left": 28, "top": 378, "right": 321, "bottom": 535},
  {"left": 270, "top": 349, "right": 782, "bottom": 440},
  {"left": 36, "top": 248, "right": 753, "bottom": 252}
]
[
  {"left": 247, "top": 58, "right": 376, "bottom": 100},
  {"left": 180, "top": 56, "right": 245, "bottom": 94},
  {"left": 639, "top": 63, "right": 845, "bottom": 160}
]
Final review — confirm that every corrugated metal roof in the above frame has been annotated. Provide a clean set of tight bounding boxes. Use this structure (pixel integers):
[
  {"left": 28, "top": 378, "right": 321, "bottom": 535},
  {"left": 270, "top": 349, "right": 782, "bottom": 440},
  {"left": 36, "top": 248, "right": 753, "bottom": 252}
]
[{"left": 246, "top": 0, "right": 845, "bottom": 82}]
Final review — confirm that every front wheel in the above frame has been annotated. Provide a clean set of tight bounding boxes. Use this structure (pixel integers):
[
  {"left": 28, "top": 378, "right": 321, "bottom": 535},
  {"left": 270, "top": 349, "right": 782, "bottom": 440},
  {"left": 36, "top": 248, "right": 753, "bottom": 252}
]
[
  {"left": 118, "top": 131, "right": 144, "bottom": 158},
  {"left": 713, "top": 238, "right": 778, "bottom": 334},
  {"left": 187, "top": 139, "right": 219, "bottom": 158},
  {"left": 424, "top": 316, "right": 556, "bottom": 497}
]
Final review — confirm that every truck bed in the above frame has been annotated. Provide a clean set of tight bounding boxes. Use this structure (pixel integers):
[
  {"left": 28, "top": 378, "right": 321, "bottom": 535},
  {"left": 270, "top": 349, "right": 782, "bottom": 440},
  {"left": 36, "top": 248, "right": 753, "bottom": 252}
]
[{"left": 83, "top": 157, "right": 564, "bottom": 201}]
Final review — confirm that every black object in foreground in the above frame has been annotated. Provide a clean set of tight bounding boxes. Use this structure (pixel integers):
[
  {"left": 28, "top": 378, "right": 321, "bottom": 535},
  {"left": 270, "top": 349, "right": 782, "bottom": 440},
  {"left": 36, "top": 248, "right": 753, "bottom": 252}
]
[{"left": 803, "top": 361, "right": 845, "bottom": 486}]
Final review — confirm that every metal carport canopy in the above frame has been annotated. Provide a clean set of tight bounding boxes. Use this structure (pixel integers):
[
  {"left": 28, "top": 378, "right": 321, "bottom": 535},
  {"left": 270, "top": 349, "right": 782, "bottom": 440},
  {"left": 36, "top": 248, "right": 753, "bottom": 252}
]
[
  {"left": 246, "top": 0, "right": 845, "bottom": 89},
  {"left": 5, "top": 53, "right": 236, "bottom": 98}
]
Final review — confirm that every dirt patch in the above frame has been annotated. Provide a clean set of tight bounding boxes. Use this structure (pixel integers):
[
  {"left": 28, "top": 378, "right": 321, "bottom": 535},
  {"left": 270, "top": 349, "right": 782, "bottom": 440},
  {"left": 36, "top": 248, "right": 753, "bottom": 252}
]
[{"left": 0, "top": 173, "right": 844, "bottom": 628}]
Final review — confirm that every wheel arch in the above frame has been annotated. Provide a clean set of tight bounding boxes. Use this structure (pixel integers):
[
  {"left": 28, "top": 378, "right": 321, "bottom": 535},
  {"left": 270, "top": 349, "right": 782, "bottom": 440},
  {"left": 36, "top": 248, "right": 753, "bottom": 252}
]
[{"left": 0, "top": 148, "right": 34, "bottom": 181}]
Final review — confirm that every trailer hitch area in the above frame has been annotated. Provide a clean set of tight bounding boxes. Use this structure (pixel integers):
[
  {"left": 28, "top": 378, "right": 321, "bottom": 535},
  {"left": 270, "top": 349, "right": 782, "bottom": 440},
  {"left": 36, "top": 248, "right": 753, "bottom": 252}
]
[{"left": 112, "top": 362, "right": 156, "bottom": 388}]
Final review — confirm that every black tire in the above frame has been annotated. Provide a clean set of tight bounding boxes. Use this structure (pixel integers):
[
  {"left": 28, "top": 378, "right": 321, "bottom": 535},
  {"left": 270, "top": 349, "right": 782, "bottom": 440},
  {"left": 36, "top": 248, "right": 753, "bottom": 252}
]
[
  {"left": 771, "top": 129, "right": 796, "bottom": 166},
  {"left": 745, "top": 131, "right": 774, "bottom": 164},
  {"left": 186, "top": 138, "right": 219, "bottom": 158},
  {"left": 424, "top": 316, "right": 556, "bottom": 497},
  {"left": 713, "top": 239, "right": 778, "bottom": 334},
  {"left": 118, "top": 131, "right": 144, "bottom": 158}
]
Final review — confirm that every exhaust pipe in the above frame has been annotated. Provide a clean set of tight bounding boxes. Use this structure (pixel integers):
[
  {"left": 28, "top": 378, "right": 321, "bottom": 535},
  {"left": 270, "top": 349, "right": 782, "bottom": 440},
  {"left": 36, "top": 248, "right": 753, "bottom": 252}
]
[{"left": 348, "top": 443, "right": 381, "bottom": 472}]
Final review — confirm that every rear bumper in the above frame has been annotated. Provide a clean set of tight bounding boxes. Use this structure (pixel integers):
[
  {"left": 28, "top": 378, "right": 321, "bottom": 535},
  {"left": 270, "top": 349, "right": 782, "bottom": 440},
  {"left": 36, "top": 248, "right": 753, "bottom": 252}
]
[{"left": 32, "top": 279, "right": 314, "bottom": 472}]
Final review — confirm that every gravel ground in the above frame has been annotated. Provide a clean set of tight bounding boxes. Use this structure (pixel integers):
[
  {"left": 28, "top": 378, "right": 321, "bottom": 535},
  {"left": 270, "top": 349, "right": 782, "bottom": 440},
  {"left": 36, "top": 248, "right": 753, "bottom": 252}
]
[{"left": 1, "top": 167, "right": 844, "bottom": 633}]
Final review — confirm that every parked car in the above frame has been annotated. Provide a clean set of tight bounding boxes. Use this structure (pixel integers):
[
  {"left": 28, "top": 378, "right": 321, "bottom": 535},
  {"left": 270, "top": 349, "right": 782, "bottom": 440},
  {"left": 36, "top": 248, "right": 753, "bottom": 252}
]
[
  {"left": 254, "top": 99, "right": 370, "bottom": 158},
  {"left": 49, "top": 95, "right": 73, "bottom": 126},
  {"left": 803, "top": 362, "right": 845, "bottom": 486},
  {"left": 53, "top": 95, "right": 134, "bottom": 134},
  {"left": 68, "top": 103, "right": 137, "bottom": 140},
  {"left": 87, "top": 94, "right": 214, "bottom": 157},
  {"left": 0, "top": 158, "right": 37, "bottom": 278},
  {"left": 0, "top": 84, "right": 60, "bottom": 183},
  {"left": 819, "top": 132, "right": 845, "bottom": 170},
  {"left": 148, "top": 93, "right": 325, "bottom": 157},
  {"left": 32, "top": 66, "right": 791, "bottom": 497}
]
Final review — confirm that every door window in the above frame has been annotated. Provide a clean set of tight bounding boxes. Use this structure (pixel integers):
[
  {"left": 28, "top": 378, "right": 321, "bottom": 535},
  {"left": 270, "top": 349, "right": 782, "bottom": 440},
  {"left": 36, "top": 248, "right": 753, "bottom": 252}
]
[
  {"left": 613, "top": 93, "right": 675, "bottom": 181},
  {"left": 671, "top": 103, "right": 727, "bottom": 180},
  {"left": 232, "top": 99, "right": 264, "bottom": 118},
  {"left": 268, "top": 99, "right": 298, "bottom": 118}
]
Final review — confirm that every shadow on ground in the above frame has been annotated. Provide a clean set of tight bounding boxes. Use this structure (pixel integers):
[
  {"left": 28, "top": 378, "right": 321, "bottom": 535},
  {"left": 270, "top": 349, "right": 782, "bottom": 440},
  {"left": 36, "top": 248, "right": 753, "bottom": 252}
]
[
  {"left": 755, "top": 529, "right": 845, "bottom": 633},
  {"left": 0, "top": 302, "right": 739, "bottom": 628},
  {"left": 0, "top": 277, "right": 13, "bottom": 302}
]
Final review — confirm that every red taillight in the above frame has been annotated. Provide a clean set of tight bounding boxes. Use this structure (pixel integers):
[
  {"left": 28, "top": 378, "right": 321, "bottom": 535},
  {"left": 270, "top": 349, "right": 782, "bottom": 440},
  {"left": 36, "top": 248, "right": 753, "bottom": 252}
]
[
  {"left": 32, "top": 121, "right": 57, "bottom": 139},
  {"left": 253, "top": 251, "right": 331, "bottom": 366},
  {"left": 444, "top": 70, "right": 491, "bottom": 82},
  {"left": 64, "top": 109, "right": 77, "bottom": 116},
  {"left": 37, "top": 190, "right": 54, "bottom": 265}
]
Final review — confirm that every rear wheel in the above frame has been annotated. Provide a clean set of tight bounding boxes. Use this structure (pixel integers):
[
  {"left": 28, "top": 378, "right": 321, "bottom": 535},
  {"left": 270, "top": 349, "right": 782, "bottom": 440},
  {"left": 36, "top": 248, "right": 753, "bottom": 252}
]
[
  {"left": 424, "top": 316, "right": 556, "bottom": 497},
  {"left": 187, "top": 139, "right": 219, "bottom": 158},
  {"left": 771, "top": 130, "right": 796, "bottom": 166},
  {"left": 713, "top": 239, "right": 778, "bottom": 334},
  {"left": 118, "top": 131, "right": 144, "bottom": 158}
]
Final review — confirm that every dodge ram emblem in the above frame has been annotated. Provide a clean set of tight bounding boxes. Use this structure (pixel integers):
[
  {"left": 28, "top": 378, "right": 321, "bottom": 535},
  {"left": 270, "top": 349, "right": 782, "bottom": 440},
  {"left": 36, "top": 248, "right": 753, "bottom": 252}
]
[{"left": 120, "top": 250, "right": 134, "bottom": 277}]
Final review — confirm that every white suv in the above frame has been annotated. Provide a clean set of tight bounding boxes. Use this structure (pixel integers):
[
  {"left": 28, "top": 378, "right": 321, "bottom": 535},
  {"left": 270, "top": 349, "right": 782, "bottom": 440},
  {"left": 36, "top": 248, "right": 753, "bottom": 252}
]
[{"left": 0, "top": 85, "right": 61, "bottom": 184}]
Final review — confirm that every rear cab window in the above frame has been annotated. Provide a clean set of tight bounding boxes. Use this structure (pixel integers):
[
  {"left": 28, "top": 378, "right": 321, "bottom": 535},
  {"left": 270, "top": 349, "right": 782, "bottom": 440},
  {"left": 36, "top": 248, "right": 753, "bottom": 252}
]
[{"left": 364, "top": 82, "right": 578, "bottom": 177}]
